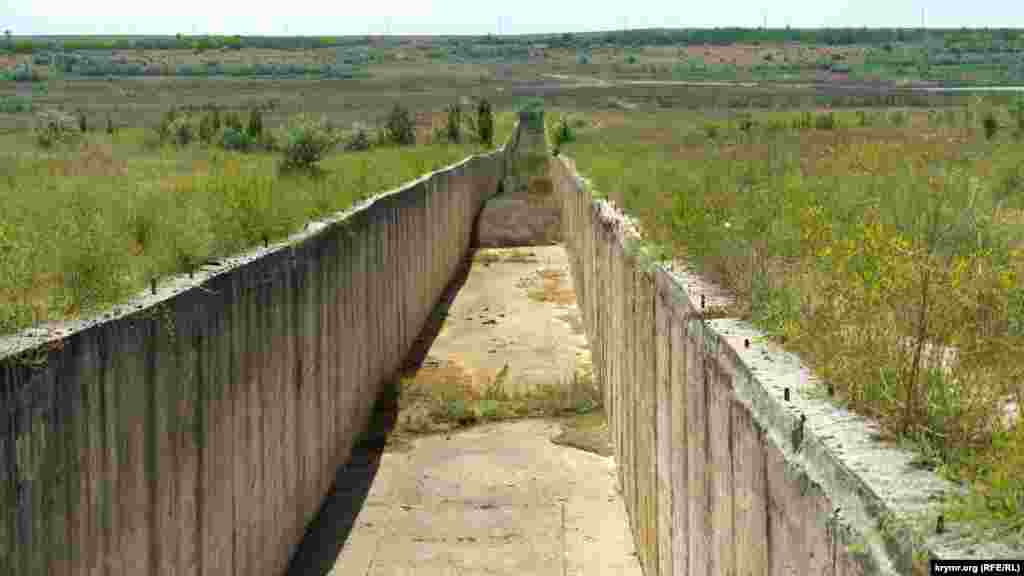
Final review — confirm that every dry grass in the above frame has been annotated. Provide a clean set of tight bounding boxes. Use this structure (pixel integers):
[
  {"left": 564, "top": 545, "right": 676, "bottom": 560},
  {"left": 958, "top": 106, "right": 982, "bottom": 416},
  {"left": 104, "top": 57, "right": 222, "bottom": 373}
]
[{"left": 392, "top": 359, "right": 601, "bottom": 438}]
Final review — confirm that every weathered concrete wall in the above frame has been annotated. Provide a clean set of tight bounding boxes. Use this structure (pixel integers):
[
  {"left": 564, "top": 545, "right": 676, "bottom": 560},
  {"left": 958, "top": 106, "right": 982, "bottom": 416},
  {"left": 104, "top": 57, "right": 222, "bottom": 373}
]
[
  {"left": 0, "top": 149, "right": 505, "bottom": 575},
  {"left": 552, "top": 154, "right": 1024, "bottom": 575}
]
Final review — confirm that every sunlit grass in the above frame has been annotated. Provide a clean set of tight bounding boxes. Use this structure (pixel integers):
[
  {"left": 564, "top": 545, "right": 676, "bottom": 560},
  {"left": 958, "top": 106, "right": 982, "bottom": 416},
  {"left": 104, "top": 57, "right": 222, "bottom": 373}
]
[{"left": 0, "top": 126, "right": 497, "bottom": 335}]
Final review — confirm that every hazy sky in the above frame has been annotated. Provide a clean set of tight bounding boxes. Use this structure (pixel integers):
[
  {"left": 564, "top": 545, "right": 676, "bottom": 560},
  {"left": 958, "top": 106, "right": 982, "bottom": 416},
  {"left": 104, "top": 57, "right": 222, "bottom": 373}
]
[{"left": 2, "top": 0, "right": 1023, "bottom": 36}]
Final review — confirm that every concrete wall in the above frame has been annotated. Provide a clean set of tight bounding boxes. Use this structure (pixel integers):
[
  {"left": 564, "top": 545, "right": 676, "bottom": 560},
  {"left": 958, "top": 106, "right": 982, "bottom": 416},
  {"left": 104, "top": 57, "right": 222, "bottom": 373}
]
[
  {"left": 0, "top": 149, "right": 505, "bottom": 575},
  {"left": 552, "top": 154, "right": 1023, "bottom": 576}
]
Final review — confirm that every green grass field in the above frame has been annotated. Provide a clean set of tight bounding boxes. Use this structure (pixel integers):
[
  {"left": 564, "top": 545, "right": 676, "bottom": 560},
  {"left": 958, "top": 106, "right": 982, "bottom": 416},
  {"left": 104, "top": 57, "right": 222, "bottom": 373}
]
[{"left": 0, "top": 120, "right": 514, "bottom": 335}]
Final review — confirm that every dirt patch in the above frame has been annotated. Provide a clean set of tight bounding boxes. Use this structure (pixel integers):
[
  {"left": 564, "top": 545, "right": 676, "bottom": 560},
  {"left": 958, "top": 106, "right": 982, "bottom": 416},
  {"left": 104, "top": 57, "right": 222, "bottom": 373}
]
[{"left": 517, "top": 268, "right": 576, "bottom": 305}]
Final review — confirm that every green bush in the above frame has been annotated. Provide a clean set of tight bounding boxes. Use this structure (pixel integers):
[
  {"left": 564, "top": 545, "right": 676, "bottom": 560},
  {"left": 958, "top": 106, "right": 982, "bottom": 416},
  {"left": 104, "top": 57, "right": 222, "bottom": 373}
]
[
  {"left": 551, "top": 116, "right": 576, "bottom": 150},
  {"left": 445, "top": 103, "right": 462, "bottom": 144},
  {"left": 220, "top": 126, "right": 253, "bottom": 151},
  {"left": 477, "top": 98, "right": 494, "bottom": 146},
  {"left": 168, "top": 115, "right": 196, "bottom": 147},
  {"left": 247, "top": 108, "right": 263, "bottom": 140},
  {"left": 814, "top": 111, "right": 836, "bottom": 130},
  {"left": 384, "top": 103, "right": 416, "bottom": 146},
  {"left": 76, "top": 110, "right": 88, "bottom": 133},
  {"left": 223, "top": 111, "right": 244, "bottom": 132},
  {"left": 11, "top": 64, "right": 41, "bottom": 82},
  {"left": 199, "top": 110, "right": 220, "bottom": 144},
  {"left": 518, "top": 98, "right": 545, "bottom": 132},
  {"left": 34, "top": 109, "right": 80, "bottom": 148},
  {"left": 343, "top": 125, "right": 372, "bottom": 151},
  {"left": 983, "top": 111, "right": 1000, "bottom": 140},
  {"left": 279, "top": 115, "right": 338, "bottom": 171},
  {"left": 0, "top": 95, "right": 31, "bottom": 114}
]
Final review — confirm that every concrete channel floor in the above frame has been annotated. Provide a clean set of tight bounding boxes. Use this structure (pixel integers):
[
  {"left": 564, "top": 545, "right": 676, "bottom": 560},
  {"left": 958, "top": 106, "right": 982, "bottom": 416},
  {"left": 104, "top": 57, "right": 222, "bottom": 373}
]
[{"left": 287, "top": 246, "right": 642, "bottom": 576}]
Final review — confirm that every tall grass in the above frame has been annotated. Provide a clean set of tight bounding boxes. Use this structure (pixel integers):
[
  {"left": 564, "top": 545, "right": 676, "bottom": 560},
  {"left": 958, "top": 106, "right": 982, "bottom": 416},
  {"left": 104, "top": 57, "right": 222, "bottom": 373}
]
[
  {"left": 0, "top": 128, "right": 487, "bottom": 335},
  {"left": 562, "top": 107, "right": 1024, "bottom": 537}
]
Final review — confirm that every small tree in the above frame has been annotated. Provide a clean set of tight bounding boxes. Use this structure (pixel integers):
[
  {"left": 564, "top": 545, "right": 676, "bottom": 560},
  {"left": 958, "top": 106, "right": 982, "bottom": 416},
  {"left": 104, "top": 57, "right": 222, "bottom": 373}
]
[
  {"left": 983, "top": 110, "right": 1000, "bottom": 141},
  {"left": 477, "top": 98, "right": 494, "bottom": 146},
  {"left": 445, "top": 103, "right": 462, "bottom": 144},
  {"left": 76, "top": 110, "right": 88, "bottom": 133},
  {"left": 279, "top": 115, "right": 337, "bottom": 172},
  {"left": 384, "top": 103, "right": 415, "bottom": 146},
  {"left": 247, "top": 108, "right": 263, "bottom": 141},
  {"left": 106, "top": 113, "right": 116, "bottom": 135}
]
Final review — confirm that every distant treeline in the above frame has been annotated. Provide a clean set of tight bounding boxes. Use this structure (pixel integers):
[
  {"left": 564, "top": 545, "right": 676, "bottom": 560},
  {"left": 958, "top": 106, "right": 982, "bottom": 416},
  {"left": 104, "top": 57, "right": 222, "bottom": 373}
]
[{"left": 4, "top": 28, "right": 1024, "bottom": 54}]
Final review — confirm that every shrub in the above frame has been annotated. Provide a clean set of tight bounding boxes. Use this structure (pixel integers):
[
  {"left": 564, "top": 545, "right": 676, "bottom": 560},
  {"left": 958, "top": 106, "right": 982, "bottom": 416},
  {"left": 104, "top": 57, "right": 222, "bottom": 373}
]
[
  {"left": 384, "top": 103, "right": 415, "bottom": 146},
  {"left": 219, "top": 126, "right": 253, "bottom": 151},
  {"left": 157, "top": 106, "right": 181, "bottom": 141},
  {"left": 247, "top": 108, "right": 263, "bottom": 141},
  {"left": 168, "top": 115, "right": 196, "bottom": 147},
  {"left": 223, "top": 111, "right": 244, "bottom": 132},
  {"left": 76, "top": 110, "right": 88, "bottom": 133},
  {"left": 199, "top": 111, "right": 219, "bottom": 144},
  {"left": 0, "top": 95, "right": 31, "bottom": 114},
  {"left": 105, "top": 113, "right": 116, "bottom": 135},
  {"left": 343, "top": 125, "right": 372, "bottom": 151},
  {"left": 34, "top": 109, "right": 80, "bottom": 148},
  {"left": 704, "top": 123, "right": 720, "bottom": 139},
  {"left": 814, "top": 111, "right": 836, "bottom": 130},
  {"left": 445, "top": 103, "right": 462, "bottom": 144},
  {"left": 983, "top": 111, "right": 1000, "bottom": 140},
  {"left": 551, "top": 116, "right": 576, "bottom": 150},
  {"left": 518, "top": 98, "right": 545, "bottom": 132},
  {"left": 279, "top": 115, "right": 338, "bottom": 171},
  {"left": 11, "top": 64, "right": 41, "bottom": 82},
  {"left": 477, "top": 98, "right": 494, "bottom": 146}
]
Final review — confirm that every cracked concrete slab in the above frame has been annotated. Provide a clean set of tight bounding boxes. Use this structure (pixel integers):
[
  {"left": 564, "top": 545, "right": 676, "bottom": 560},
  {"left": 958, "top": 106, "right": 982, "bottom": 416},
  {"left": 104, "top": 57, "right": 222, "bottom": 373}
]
[{"left": 326, "top": 419, "right": 641, "bottom": 576}]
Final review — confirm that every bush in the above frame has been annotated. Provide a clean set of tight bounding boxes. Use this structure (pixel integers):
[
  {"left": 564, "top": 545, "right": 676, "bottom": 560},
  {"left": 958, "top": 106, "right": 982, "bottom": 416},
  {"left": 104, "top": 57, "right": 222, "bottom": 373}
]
[
  {"left": 34, "top": 109, "right": 80, "bottom": 148},
  {"left": 384, "top": 103, "right": 415, "bottom": 146},
  {"left": 105, "top": 113, "right": 116, "bottom": 135},
  {"left": 219, "top": 126, "right": 253, "bottom": 151},
  {"left": 343, "top": 125, "right": 372, "bottom": 151},
  {"left": 76, "top": 110, "right": 88, "bottom": 133},
  {"left": 551, "top": 116, "right": 576, "bottom": 151},
  {"left": 445, "top": 103, "right": 462, "bottom": 144},
  {"left": 983, "top": 111, "right": 1000, "bottom": 140},
  {"left": 279, "top": 115, "right": 338, "bottom": 171},
  {"left": 0, "top": 95, "right": 31, "bottom": 114},
  {"left": 11, "top": 64, "right": 41, "bottom": 82},
  {"left": 518, "top": 98, "right": 545, "bottom": 132},
  {"left": 247, "top": 108, "right": 263, "bottom": 140},
  {"left": 199, "top": 110, "right": 221, "bottom": 144},
  {"left": 814, "top": 111, "right": 836, "bottom": 130},
  {"left": 223, "top": 111, "right": 244, "bottom": 132},
  {"left": 477, "top": 98, "right": 494, "bottom": 146},
  {"left": 168, "top": 115, "right": 196, "bottom": 147}
]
